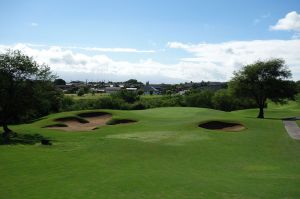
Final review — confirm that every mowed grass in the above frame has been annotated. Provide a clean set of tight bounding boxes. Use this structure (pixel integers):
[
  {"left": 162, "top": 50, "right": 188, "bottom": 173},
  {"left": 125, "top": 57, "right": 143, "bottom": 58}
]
[{"left": 1, "top": 103, "right": 300, "bottom": 198}]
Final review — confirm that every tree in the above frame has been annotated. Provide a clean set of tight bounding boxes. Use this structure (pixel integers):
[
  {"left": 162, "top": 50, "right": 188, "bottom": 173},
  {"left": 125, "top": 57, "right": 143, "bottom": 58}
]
[
  {"left": 229, "top": 59, "right": 296, "bottom": 118},
  {"left": 54, "top": 78, "right": 66, "bottom": 85},
  {"left": 77, "top": 88, "right": 85, "bottom": 96},
  {"left": 0, "top": 50, "right": 57, "bottom": 137},
  {"left": 124, "top": 79, "right": 144, "bottom": 89}
]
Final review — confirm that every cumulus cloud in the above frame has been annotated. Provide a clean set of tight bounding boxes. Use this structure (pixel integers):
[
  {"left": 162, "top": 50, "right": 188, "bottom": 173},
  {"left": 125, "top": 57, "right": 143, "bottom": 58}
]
[
  {"left": 76, "top": 47, "right": 155, "bottom": 53},
  {"left": 0, "top": 43, "right": 182, "bottom": 82},
  {"left": 270, "top": 11, "right": 300, "bottom": 31},
  {"left": 167, "top": 40, "right": 300, "bottom": 80},
  {"left": 12, "top": 44, "right": 155, "bottom": 53},
  {"left": 1, "top": 40, "right": 300, "bottom": 83}
]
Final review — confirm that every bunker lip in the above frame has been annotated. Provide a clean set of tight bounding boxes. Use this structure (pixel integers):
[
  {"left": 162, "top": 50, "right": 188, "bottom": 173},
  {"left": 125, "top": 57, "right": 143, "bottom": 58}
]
[
  {"left": 45, "top": 112, "right": 136, "bottom": 131},
  {"left": 199, "top": 121, "right": 245, "bottom": 132},
  {"left": 77, "top": 112, "right": 112, "bottom": 118},
  {"left": 106, "top": 119, "right": 137, "bottom": 125},
  {"left": 55, "top": 116, "right": 88, "bottom": 123},
  {"left": 46, "top": 112, "right": 112, "bottom": 131}
]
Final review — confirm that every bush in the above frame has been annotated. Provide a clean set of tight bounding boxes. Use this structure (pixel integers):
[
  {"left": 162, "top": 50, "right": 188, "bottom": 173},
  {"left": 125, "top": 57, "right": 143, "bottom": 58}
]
[
  {"left": 59, "top": 88, "right": 257, "bottom": 112},
  {"left": 77, "top": 88, "right": 85, "bottom": 97},
  {"left": 212, "top": 89, "right": 257, "bottom": 111},
  {"left": 94, "top": 97, "right": 125, "bottom": 109},
  {"left": 61, "top": 95, "right": 75, "bottom": 111},
  {"left": 212, "top": 89, "right": 235, "bottom": 111},
  {"left": 184, "top": 90, "right": 214, "bottom": 108},
  {"left": 137, "top": 89, "right": 144, "bottom": 95},
  {"left": 139, "top": 95, "right": 183, "bottom": 108},
  {"left": 130, "top": 102, "right": 147, "bottom": 110},
  {"left": 111, "top": 90, "right": 140, "bottom": 103}
]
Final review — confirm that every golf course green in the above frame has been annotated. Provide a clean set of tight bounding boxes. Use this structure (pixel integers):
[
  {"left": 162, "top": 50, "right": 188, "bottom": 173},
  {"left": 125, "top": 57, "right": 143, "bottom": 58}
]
[{"left": 1, "top": 102, "right": 300, "bottom": 198}]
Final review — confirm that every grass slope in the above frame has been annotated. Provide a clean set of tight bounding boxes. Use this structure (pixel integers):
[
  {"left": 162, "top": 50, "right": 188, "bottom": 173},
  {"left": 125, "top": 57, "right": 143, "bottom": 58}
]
[{"left": 1, "top": 104, "right": 300, "bottom": 199}]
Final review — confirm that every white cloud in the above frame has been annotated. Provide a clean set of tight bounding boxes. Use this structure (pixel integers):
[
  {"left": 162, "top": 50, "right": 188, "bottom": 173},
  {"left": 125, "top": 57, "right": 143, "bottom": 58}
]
[
  {"left": 30, "top": 22, "right": 39, "bottom": 27},
  {"left": 1, "top": 40, "right": 300, "bottom": 83},
  {"left": 167, "top": 40, "right": 300, "bottom": 80},
  {"left": 270, "top": 11, "right": 300, "bottom": 31},
  {"left": 0, "top": 43, "right": 180, "bottom": 82},
  {"left": 253, "top": 13, "right": 270, "bottom": 25},
  {"left": 71, "top": 46, "right": 155, "bottom": 53},
  {"left": 11, "top": 43, "right": 155, "bottom": 53}
]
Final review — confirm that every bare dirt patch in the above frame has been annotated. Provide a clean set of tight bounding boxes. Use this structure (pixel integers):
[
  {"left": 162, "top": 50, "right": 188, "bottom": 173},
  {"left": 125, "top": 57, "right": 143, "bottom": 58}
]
[
  {"left": 199, "top": 121, "right": 245, "bottom": 132},
  {"left": 46, "top": 112, "right": 112, "bottom": 131}
]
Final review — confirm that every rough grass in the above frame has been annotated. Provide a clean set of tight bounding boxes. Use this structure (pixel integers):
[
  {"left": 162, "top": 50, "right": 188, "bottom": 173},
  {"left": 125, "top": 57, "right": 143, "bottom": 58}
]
[{"left": 1, "top": 103, "right": 300, "bottom": 198}]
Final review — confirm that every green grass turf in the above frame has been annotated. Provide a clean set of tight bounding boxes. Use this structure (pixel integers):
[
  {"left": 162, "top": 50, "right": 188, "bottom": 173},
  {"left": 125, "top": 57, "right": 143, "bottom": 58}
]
[{"left": 1, "top": 103, "right": 300, "bottom": 198}]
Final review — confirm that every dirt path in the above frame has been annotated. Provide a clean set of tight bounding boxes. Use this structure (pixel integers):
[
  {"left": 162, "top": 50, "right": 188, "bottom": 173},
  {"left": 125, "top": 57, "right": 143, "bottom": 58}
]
[
  {"left": 283, "top": 117, "right": 300, "bottom": 140},
  {"left": 47, "top": 114, "right": 112, "bottom": 131}
]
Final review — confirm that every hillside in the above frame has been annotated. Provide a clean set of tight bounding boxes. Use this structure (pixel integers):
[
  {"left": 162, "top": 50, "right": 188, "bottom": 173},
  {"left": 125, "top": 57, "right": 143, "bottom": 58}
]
[{"left": 1, "top": 105, "right": 300, "bottom": 198}]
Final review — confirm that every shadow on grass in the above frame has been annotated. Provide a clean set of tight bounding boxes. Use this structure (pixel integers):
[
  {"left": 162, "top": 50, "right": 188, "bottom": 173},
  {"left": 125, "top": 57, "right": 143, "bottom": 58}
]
[
  {"left": 245, "top": 116, "right": 283, "bottom": 120},
  {"left": 0, "top": 132, "right": 52, "bottom": 145}
]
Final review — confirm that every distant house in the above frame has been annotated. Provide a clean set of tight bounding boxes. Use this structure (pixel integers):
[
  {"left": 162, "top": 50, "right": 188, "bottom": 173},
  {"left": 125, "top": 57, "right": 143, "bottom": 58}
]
[
  {"left": 70, "top": 81, "right": 85, "bottom": 87},
  {"left": 91, "top": 88, "right": 105, "bottom": 93},
  {"left": 144, "top": 82, "right": 160, "bottom": 95},
  {"left": 105, "top": 87, "right": 121, "bottom": 94}
]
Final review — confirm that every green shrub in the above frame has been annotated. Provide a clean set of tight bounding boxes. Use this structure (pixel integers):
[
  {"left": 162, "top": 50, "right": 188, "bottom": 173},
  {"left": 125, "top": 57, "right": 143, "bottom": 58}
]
[
  {"left": 212, "top": 89, "right": 256, "bottom": 111},
  {"left": 61, "top": 95, "right": 75, "bottom": 110},
  {"left": 77, "top": 88, "right": 85, "bottom": 97},
  {"left": 184, "top": 90, "right": 214, "bottom": 108},
  {"left": 111, "top": 90, "right": 140, "bottom": 103},
  {"left": 212, "top": 89, "right": 235, "bottom": 111}
]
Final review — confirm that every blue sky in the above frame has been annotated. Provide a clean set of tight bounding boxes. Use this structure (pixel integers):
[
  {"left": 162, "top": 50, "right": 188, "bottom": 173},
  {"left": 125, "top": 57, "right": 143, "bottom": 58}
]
[{"left": 0, "top": 0, "right": 300, "bottom": 83}]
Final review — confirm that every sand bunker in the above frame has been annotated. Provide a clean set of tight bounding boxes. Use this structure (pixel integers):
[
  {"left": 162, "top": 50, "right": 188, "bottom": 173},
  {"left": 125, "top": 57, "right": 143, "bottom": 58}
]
[
  {"left": 46, "top": 112, "right": 112, "bottom": 131},
  {"left": 199, "top": 121, "right": 245, "bottom": 132}
]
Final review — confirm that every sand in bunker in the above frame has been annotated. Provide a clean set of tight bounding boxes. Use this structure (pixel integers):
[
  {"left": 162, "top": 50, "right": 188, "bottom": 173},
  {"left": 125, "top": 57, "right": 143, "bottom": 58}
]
[
  {"left": 199, "top": 121, "right": 245, "bottom": 132},
  {"left": 48, "top": 114, "right": 112, "bottom": 131}
]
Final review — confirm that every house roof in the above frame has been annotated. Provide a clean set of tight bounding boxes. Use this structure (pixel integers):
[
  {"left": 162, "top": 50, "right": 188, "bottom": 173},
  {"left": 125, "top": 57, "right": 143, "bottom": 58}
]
[{"left": 144, "top": 85, "right": 158, "bottom": 92}]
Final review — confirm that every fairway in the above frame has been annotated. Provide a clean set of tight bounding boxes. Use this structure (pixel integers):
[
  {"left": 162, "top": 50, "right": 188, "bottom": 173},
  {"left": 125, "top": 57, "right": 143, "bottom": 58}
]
[{"left": 1, "top": 104, "right": 300, "bottom": 199}]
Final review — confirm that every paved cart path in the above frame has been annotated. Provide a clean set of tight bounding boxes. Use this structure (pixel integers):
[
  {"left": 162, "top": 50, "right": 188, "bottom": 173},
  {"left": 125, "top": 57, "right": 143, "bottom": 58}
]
[{"left": 283, "top": 117, "right": 300, "bottom": 140}]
